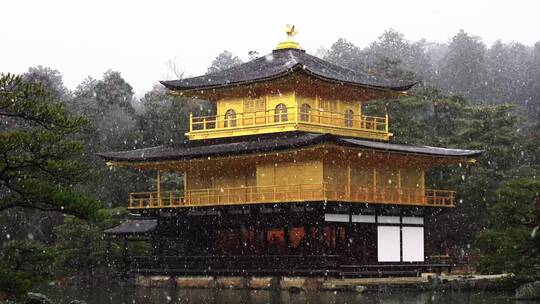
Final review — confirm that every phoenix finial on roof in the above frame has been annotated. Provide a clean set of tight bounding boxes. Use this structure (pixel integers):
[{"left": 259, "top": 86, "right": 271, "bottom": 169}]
[{"left": 285, "top": 25, "right": 298, "bottom": 39}]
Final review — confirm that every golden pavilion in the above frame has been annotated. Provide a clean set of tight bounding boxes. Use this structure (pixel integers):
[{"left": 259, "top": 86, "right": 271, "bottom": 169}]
[{"left": 101, "top": 28, "right": 481, "bottom": 277}]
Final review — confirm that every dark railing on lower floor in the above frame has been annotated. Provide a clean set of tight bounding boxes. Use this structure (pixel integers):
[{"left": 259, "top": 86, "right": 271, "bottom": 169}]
[
  {"left": 128, "top": 255, "right": 452, "bottom": 277},
  {"left": 131, "top": 255, "right": 339, "bottom": 276}
]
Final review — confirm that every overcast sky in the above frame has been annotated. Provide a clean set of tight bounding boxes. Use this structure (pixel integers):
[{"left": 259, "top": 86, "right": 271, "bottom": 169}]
[{"left": 2, "top": 0, "right": 539, "bottom": 97}]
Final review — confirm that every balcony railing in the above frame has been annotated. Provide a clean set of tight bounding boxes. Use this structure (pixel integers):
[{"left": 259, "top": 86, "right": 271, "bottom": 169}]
[
  {"left": 128, "top": 184, "right": 455, "bottom": 209},
  {"left": 188, "top": 106, "right": 389, "bottom": 140}
]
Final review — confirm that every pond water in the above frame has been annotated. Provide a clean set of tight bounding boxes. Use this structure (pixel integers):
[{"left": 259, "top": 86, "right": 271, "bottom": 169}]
[{"left": 36, "top": 285, "right": 521, "bottom": 304}]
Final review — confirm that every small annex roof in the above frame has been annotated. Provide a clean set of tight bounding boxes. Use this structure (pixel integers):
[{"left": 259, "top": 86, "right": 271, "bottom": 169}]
[
  {"left": 160, "top": 48, "right": 416, "bottom": 92},
  {"left": 104, "top": 218, "right": 157, "bottom": 235},
  {"left": 97, "top": 132, "right": 482, "bottom": 163}
]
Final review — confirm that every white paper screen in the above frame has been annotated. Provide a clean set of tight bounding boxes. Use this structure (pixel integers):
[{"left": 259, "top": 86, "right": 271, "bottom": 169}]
[
  {"left": 402, "top": 216, "right": 424, "bottom": 225},
  {"left": 351, "top": 214, "right": 376, "bottom": 223},
  {"left": 402, "top": 227, "right": 424, "bottom": 262},
  {"left": 377, "top": 216, "right": 400, "bottom": 224},
  {"left": 377, "top": 226, "right": 401, "bottom": 262},
  {"left": 324, "top": 213, "right": 349, "bottom": 222}
]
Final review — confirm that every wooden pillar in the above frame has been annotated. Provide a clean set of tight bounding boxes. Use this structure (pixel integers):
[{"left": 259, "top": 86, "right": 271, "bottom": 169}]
[
  {"left": 122, "top": 236, "right": 129, "bottom": 274},
  {"left": 123, "top": 237, "right": 128, "bottom": 259},
  {"left": 317, "top": 225, "right": 324, "bottom": 254},
  {"left": 151, "top": 235, "right": 159, "bottom": 256},
  {"left": 385, "top": 111, "right": 389, "bottom": 132},
  {"left": 421, "top": 170, "right": 426, "bottom": 204},
  {"left": 347, "top": 164, "right": 351, "bottom": 199},
  {"left": 262, "top": 225, "right": 269, "bottom": 254},
  {"left": 183, "top": 171, "right": 188, "bottom": 205},
  {"left": 397, "top": 169, "right": 402, "bottom": 203},
  {"left": 306, "top": 224, "right": 314, "bottom": 255},
  {"left": 372, "top": 167, "right": 377, "bottom": 200},
  {"left": 239, "top": 224, "right": 245, "bottom": 255},
  {"left": 157, "top": 169, "right": 162, "bottom": 206},
  {"left": 105, "top": 236, "right": 112, "bottom": 269},
  {"left": 284, "top": 225, "right": 291, "bottom": 253}
]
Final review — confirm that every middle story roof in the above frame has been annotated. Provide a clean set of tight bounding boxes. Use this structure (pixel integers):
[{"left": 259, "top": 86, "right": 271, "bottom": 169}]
[{"left": 98, "top": 132, "right": 482, "bottom": 164}]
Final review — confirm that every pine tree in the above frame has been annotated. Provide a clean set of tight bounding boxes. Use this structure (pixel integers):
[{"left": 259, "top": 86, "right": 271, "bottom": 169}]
[{"left": 0, "top": 74, "right": 101, "bottom": 221}]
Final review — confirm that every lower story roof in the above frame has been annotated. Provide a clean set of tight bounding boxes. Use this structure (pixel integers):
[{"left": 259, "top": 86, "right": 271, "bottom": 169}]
[
  {"left": 104, "top": 218, "right": 157, "bottom": 235},
  {"left": 97, "top": 132, "right": 482, "bottom": 163}
]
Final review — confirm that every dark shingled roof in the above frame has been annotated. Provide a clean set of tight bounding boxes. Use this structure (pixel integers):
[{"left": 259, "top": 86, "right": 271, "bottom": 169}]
[
  {"left": 160, "top": 48, "right": 416, "bottom": 92},
  {"left": 104, "top": 218, "right": 157, "bottom": 235},
  {"left": 97, "top": 132, "right": 482, "bottom": 163}
]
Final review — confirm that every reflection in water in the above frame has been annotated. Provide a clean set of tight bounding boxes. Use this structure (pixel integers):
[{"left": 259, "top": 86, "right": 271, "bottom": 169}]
[{"left": 39, "top": 285, "right": 516, "bottom": 304}]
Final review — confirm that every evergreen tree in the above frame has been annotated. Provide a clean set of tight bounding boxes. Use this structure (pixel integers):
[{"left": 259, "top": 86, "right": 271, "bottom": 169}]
[
  {"left": 475, "top": 179, "right": 540, "bottom": 279},
  {"left": 437, "top": 30, "right": 488, "bottom": 100},
  {"left": 23, "top": 66, "right": 71, "bottom": 103},
  {"left": 524, "top": 42, "right": 540, "bottom": 119},
  {"left": 206, "top": 50, "right": 243, "bottom": 74},
  {"left": 70, "top": 71, "right": 145, "bottom": 208},
  {"left": 0, "top": 74, "right": 101, "bottom": 220},
  {"left": 323, "top": 38, "right": 367, "bottom": 72},
  {"left": 137, "top": 85, "right": 199, "bottom": 146}
]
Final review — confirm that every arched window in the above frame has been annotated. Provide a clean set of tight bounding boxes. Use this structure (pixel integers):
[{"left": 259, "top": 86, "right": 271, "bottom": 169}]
[
  {"left": 344, "top": 109, "right": 354, "bottom": 127},
  {"left": 224, "top": 109, "right": 236, "bottom": 127},
  {"left": 274, "top": 103, "right": 288, "bottom": 122},
  {"left": 300, "top": 103, "right": 311, "bottom": 122}
]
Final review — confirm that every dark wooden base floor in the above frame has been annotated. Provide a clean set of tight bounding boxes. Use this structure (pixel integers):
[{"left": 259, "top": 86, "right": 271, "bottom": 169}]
[{"left": 128, "top": 255, "right": 451, "bottom": 278}]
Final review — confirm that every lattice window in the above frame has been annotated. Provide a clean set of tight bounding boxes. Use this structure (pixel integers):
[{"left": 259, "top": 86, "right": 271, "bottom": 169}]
[
  {"left": 224, "top": 109, "right": 237, "bottom": 127},
  {"left": 319, "top": 99, "right": 337, "bottom": 112},
  {"left": 300, "top": 103, "right": 311, "bottom": 121},
  {"left": 344, "top": 109, "right": 354, "bottom": 127},
  {"left": 274, "top": 103, "right": 288, "bottom": 122},
  {"left": 244, "top": 98, "right": 265, "bottom": 113}
]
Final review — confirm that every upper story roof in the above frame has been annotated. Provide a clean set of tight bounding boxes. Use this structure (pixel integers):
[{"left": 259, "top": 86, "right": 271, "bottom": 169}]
[{"left": 160, "top": 48, "right": 417, "bottom": 93}]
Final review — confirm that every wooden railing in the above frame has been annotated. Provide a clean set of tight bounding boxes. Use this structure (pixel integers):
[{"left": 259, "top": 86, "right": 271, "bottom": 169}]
[
  {"left": 128, "top": 184, "right": 455, "bottom": 209},
  {"left": 129, "top": 255, "right": 451, "bottom": 276},
  {"left": 189, "top": 106, "right": 388, "bottom": 133}
]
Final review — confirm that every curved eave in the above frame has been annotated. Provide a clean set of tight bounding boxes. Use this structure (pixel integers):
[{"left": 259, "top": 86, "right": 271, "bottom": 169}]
[
  {"left": 97, "top": 133, "right": 482, "bottom": 164},
  {"left": 96, "top": 135, "right": 326, "bottom": 163},
  {"left": 160, "top": 64, "right": 416, "bottom": 96}
]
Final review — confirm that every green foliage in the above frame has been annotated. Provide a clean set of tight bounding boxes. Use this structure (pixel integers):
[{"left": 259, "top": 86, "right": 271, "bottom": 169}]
[
  {"left": 322, "top": 29, "right": 540, "bottom": 120},
  {"left": 474, "top": 179, "right": 540, "bottom": 279},
  {"left": 53, "top": 209, "right": 151, "bottom": 279},
  {"left": 366, "top": 88, "right": 534, "bottom": 253},
  {"left": 0, "top": 267, "right": 32, "bottom": 297},
  {"left": 69, "top": 72, "right": 149, "bottom": 208},
  {"left": 206, "top": 50, "right": 243, "bottom": 74},
  {"left": 365, "top": 88, "right": 467, "bottom": 145},
  {"left": 53, "top": 217, "right": 109, "bottom": 278},
  {"left": 325, "top": 38, "right": 366, "bottom": 70},
  {"left": 437, "top": 30, "right": 488, "bottom": 100},
  {"left": 137, "top": 85, "right": 199, "bottom": 146},
  {"left": 0, "top": 240, "right": 57, "bottom": 296},
  {"left": 23, "top": 66, "right": 71, "bottom": 102},
  {"left": 0, "top": 73, "right": 104, "bottom": 297},
  {"left": 94, "top": 70, "right": 135, "bottom": 113},
  {"left": 53, "top": 209, "right": 125, "bottom": 277},
  {"left": 1, "top": 240, "right": 56, "bottom": 279},
  {"left": 0, "top": 74, "right": 101, "bottom": 220}
]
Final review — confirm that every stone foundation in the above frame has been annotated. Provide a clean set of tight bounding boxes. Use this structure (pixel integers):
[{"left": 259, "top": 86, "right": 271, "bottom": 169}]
[
  {"left": 133, "top": 274, "right": 512, "bottom": 292},
  {"left": 175, "top": 276, "right": 215, "bottom": 288},
  {"left": 135, "top": 275, "right": 174, "bottom": 288},
  {"left": 248, "top": 277, "right": 276, "bottom": 289},
  {"left": 215, "top": 276, "right": 248, "bottom": 289},
  {"left": 279, "top": 277, "right": 306, "bottom": 290}
]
